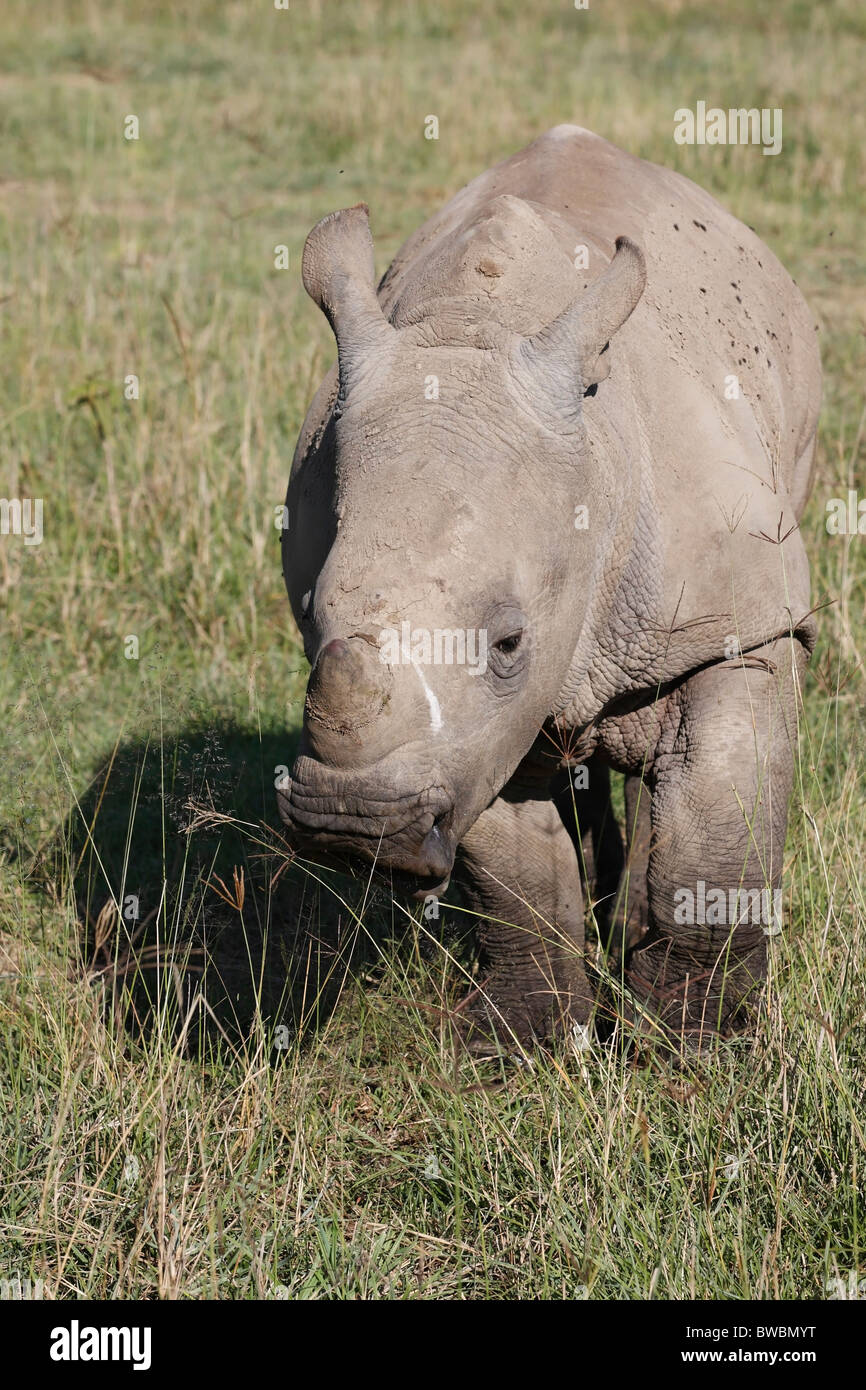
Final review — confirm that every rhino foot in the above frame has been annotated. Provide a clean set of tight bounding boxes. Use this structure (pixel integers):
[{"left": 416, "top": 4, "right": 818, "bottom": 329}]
[
  {"left": 453, "top": 973, "right": 593, "bottom": 1058},
  {"left": 453, "top": 796, "right": 595, "bottom": 1056}
]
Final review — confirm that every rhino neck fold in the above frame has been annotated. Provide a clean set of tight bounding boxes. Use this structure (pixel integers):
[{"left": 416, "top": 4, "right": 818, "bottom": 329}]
[{"left": 552, "top": 405, "right": 656, "bottom": 728}]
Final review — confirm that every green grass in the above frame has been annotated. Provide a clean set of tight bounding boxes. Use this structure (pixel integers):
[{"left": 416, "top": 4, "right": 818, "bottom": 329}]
[{"left": 1, "top": 0, "right": 864, "bottom": 1299}]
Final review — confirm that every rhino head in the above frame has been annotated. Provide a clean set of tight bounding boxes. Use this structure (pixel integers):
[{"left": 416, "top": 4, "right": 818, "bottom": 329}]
[{"left": 279, "top": 202, "right": 645, "bottom": 896}]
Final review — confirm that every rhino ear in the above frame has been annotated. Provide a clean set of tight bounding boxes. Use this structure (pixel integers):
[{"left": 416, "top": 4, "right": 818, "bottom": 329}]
[
  {"left": 302, "top": 204, "right": 396, "bottom": 401},
  {"left": 518, "top": 236, "right": 646, "bottom": 400}
]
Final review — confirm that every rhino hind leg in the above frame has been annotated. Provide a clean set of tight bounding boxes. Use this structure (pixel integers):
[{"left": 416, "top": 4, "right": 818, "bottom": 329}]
[
  {"left": 553, "top": 754, "right": 625, "bottom": 948},
  {"left": 553, "top": 759, "right": 651, "bottom": 961},
  {"left": 613, "top": 772, "right": 652, "bottom": 956},
  {"left": 453, "top": 795, "right": 594, "bottom": 1053},
  {"left": 625, "top": 638, "right": 806, "bottom": 1051}
]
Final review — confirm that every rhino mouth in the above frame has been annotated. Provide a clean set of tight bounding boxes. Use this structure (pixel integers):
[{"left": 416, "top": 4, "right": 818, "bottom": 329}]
[{"left": 277, "top": 755, "right": 455, "bottom": 896}]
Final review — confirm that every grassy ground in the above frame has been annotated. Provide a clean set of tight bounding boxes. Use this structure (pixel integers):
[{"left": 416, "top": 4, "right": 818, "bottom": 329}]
[{"left": 1, "top": 0, "right": 864, "bottom": 1299}]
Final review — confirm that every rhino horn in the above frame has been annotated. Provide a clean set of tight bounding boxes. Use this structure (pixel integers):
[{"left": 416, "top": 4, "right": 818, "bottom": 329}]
[
  {"left": 304, "top": 637, "right": 391, "bottom": 738},
  {"left": 520, "top": 235, "right": 646, "bottom": 397},
  {"left": 302, "top": 204, "right": 397, "bottom": 402}
]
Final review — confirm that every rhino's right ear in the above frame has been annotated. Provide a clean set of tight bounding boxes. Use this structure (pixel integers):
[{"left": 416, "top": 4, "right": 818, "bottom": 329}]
[
  {"left": 514, "top": 236, "right": 646, "bottom": 419},
  {"left": 302, "top": 204, "right": 396, "bottom": 401}
]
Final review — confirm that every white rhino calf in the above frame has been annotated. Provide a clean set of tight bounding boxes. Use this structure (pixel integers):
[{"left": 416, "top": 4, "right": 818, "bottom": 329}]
[{"left": 279, "top": 126, "right": 821, "bottom": 1052}]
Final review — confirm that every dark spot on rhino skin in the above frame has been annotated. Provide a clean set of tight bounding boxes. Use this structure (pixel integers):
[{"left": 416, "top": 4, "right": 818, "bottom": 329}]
[
  {"left": 673, "top": 222, "right": 679, "bottom": 230},
  {"left": 736, "top": 295, "right": 742, "bottom": 303},
  {"left": 693, "top": 219, "right": 707, "bottom": 231},
  {"left": 699, "top": 287, "right": 706, "bottom": 293}
]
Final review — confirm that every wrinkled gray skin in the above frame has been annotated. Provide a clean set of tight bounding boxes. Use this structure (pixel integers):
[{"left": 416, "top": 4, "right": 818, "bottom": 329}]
[{"left": 279, "top": 126, "right": 821, "bottom": 1052}]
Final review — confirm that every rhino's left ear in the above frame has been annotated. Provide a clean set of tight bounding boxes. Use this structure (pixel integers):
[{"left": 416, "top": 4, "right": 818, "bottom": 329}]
[
  {"left": 516, "top": 236, "right": 646, "bottom": 403},
  {"left": 302, "top": 203, "right": 397, "bottom": 406}
]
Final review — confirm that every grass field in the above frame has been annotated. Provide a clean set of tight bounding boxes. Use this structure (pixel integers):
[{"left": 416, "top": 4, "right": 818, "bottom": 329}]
[{"left": 1, "top": 0, "right": 864, "bottom": 1300}]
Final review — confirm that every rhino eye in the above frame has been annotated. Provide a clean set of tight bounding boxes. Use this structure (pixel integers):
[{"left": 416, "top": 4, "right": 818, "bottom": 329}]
[
  {"left": 493, "top": 630, "right": 523, "bottom": 656},
  {"left": 484, "top": 602, "right": 529, "bottom": 681}
]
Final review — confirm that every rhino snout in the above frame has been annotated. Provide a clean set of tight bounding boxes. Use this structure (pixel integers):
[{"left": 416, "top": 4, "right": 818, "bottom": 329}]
[{"left": 277, "top": 758, "right": 456, "bottom": 894}]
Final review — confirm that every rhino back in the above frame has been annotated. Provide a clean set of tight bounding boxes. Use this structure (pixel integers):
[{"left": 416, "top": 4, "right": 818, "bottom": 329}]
[
  {"left": 379, "top": 127, "right": 821, "bottom": 683},
  {"left": 377, "top": 125, "right": 819, "bottom": 493}
]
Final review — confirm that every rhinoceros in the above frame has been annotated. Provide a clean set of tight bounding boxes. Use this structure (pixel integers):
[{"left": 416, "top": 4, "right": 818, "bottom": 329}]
[{"left": 279, "top": 125, "right": 821, "bottom": 1052}]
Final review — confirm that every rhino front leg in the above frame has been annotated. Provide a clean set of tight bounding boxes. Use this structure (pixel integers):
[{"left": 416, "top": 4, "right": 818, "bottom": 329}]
[
  {"left": 626, "top": 637, "right": 806, "bottom": 1049},
  {"left": 453, "top": 796, "right": 593, "bottom": 1051}
]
